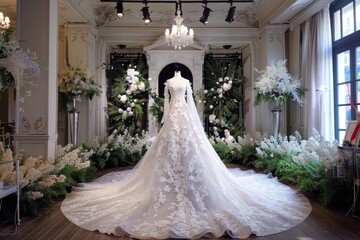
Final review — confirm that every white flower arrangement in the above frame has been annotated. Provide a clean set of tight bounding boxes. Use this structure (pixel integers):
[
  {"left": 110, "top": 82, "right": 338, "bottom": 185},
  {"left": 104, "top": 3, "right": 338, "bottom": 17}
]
[
  {"left": 0, "top": 143, "right": 93, "bottom": 202},
  {"left": 116, "top": 67, "right": 150, "bottom": 120},
  {"left": 255, "top": 129, "right": 339, "bottom": 172},
  {"left": 0, "top": 28, "right": 40, "bottom": 111},
  {"left": 58, "top": 66, "right": 102, "bottom": 102},
  {"left": 254, "top": 59, "right": 306, "bottom": 106}
]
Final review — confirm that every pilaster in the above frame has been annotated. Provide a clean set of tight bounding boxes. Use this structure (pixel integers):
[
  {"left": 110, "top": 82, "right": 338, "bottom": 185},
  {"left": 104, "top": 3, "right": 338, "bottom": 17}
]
[
  {"left": 65, "top": 24, "right": 101, "bottom": 145},
  {"left": 15, "top": 0, "right": 58, "bottom": 159}
]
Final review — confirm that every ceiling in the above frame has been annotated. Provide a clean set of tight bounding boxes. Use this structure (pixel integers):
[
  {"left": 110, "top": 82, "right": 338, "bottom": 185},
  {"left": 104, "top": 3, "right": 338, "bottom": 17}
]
[{"left": 0, "top": 0, "right": 319, "bottom": 50}]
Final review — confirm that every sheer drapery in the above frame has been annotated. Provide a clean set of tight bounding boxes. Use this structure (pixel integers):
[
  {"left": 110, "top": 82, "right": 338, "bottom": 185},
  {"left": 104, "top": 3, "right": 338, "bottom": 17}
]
[{"left": 301, "top": 5, "right": 334, "bottom": 141}]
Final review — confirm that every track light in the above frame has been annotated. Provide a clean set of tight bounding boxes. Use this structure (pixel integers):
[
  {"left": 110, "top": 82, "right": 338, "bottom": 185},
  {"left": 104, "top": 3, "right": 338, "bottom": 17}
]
[
  {"left": 116, "top": 1, "right": 124, "bottom": 17},
  {"left": 141, "top": 4, "right": 152, "bottom": 24},
  {"left": 199, "top": 5, "right": 212, "bottom": 25},
  {"left": 225, "top": 6, "right": 236, "bottom": 23}
]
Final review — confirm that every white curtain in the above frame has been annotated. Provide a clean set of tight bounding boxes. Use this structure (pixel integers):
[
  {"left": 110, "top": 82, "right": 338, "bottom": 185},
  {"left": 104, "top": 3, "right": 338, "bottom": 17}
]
[{"left": 301, "top": 5, "right": 334, "bottom": 141}]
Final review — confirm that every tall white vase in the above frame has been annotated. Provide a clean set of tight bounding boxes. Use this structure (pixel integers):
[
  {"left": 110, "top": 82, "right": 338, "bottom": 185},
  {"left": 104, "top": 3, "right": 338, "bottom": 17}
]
[
  {"left": 271, "top": 100, "right": 281, "bottom": 139},
  {"left": 68, "top": 99, "right": 80, "bottom": 147}
]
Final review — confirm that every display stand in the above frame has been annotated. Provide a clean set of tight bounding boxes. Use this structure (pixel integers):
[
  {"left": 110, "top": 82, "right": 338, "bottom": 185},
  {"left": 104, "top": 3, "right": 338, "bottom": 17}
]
[{"left": 337, "top": 145, "right": 360, "bottom": 217}]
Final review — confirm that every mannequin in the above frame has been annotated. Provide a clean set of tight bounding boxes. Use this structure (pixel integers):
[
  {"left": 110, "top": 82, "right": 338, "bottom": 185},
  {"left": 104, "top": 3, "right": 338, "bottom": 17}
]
[{"left": 61, "top": 70, "right": 311, "bottom": 239}]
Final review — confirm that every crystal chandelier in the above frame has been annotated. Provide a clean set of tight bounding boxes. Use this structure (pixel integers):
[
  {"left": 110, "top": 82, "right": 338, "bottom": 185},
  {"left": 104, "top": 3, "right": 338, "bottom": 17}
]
[
  {"left": 165, "top": 10, "right": 194, "bottom": 50},
  {"left": 0, "top": 12, "right": 10, "bottom": 29}
]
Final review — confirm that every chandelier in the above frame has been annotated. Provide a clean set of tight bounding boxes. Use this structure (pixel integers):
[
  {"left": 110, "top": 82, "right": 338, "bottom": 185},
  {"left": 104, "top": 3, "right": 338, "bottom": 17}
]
[
  {"left": 0, "top": 12, "right": 10, "bottom": 29},
  {"left": 165, "top": 10, "right": 194, "bottom": 50}
]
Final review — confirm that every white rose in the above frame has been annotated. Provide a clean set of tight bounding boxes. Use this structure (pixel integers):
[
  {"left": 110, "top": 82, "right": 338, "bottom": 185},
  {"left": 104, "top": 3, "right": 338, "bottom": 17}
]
[
  {"left": 128, "top": 111, "right": 134, "bottom": 116},
  {"left": 127, "top": 68, "right": 139, "bottom": 78},
  {"left": 223, "top": 83, "right": 232, "bottom": 91},
  {"left": 127, "top": 107, "right": 132, "bottom": 111},
  {"left": 130, "top": 102, "right": 135, "bottom": 107},
  {"left": 120, "top": 95, "right": 127, "bottom": 103},
  {"left": 118, "top": 108, "right": 123, "bottom": 114},
  {"left": 130, "top": 84, "right": 138, "bottom": 92},
  {"left": 209, "top": 114, "right": 216, "bottom": 123},
  {"left": 126, "top": 90, "right": 132, "bottom": 95},
  {"left": 204, "top": 90, "right": 208, "bottom": 94},
  {"left": 132, "top": 76, "right": 139, "bottom": 83},
  {"left": 138, "top": 82, "right": 146, "bottom": 91},
  {"left": 219, "top": 77, "right": 223, "bottom": 82},
  {"left": 217, "top": 88, "right": 223, "bottom": 94},
  {"left": 209, "top": 105, "right": 213, "bottom": 109}
]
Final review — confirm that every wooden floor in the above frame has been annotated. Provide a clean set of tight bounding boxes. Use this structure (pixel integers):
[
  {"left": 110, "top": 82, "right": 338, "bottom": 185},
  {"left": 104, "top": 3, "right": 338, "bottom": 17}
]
[
  {"left": 0, "top": 198, "right": 359, "bottom": 240},
  {"left": 0, "top": 167, "right": 360, "bottom": 240}
]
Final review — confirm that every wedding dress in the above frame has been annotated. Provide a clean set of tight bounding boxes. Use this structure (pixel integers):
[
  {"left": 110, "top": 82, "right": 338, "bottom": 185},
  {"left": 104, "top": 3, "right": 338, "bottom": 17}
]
[{"left": 61, "top": 71, "right": 311, "bottom": 239}]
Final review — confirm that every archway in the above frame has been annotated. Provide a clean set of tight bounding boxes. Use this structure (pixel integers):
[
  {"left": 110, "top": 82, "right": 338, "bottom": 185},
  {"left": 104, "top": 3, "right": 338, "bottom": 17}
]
[{"left": 158, "top": 63, "right": 193, "bottom": 98}]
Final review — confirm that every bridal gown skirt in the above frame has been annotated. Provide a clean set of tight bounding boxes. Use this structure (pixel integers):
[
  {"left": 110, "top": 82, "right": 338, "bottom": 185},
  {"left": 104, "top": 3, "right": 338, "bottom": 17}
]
[{"left": 61, "top": 97, "right": 312, "bottom": 239}]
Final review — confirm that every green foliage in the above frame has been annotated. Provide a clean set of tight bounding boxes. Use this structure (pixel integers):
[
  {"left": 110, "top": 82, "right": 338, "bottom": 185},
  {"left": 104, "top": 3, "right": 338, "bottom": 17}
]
[
  {"left": 212, "top": 142, "right": 233, "bottom": 163},
  {"left": 149, "top": 92, "right": 165, "bottom": 123},
  {"left": 0, "top": 28, "right": 16, "bottom": 90},
  {"left": 236, "top": 143, "right": 258, "bottom": 165},
  {"left": 202, "top": 60, "right": 245, "bottom": 138},
  {"left": 107, "top": 63, "right": 151, "bottom": 135}
]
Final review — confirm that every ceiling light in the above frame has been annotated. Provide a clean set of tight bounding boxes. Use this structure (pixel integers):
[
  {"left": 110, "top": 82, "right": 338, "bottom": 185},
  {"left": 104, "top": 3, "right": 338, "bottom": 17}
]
[
  {"left": 199, "top": 5, "right": 212, "bottom": 25},
  {"left": 165, "top": 10, "right": 194, "bottom": 50},
  {"left": 116, "top": 1, "right": 124, "bottom": 17},
  {"left": 0, "top": 12, "right": 10, "bottom": 29},
  {"left": 141, "top": 4, "right": 151, "bottom": 24},
  {"left": 225, "top": 6, "right": 236, "bottom": 23}
]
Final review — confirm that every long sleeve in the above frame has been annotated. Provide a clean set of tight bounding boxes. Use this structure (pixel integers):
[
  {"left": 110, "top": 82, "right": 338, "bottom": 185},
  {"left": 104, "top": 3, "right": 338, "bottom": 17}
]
[{"left": 161, "top": 83, "right": 169, "bottom": 124}]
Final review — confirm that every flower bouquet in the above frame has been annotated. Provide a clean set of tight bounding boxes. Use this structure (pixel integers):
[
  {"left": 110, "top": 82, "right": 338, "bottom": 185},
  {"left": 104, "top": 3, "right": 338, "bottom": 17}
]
[
  {"left": 58, "top": 67, "right": 102, "bottom": 102},
  {"left": 107, "top": 66, "right": 151, "bottom": 135},
  {"left": 254, "top": 59, "right": 306, "bottom": 106}
]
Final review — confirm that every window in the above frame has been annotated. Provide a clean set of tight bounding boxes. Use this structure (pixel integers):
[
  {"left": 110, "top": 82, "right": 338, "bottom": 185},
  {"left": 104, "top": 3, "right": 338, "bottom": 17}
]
[{"left": 331, "top": 0, "right": 360, "bottom": 142}]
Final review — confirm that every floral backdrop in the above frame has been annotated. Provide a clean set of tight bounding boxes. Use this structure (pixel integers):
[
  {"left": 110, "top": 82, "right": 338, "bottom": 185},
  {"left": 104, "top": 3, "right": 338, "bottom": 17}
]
[{"left": 200, "top": 60, "right": 244, "bottom": 138}]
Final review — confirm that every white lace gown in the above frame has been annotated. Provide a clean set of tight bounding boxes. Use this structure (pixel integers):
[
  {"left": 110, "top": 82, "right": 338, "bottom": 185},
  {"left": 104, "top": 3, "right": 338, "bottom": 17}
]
[{"left": 61, "top": 72, "right": 312, "bottom": 239}]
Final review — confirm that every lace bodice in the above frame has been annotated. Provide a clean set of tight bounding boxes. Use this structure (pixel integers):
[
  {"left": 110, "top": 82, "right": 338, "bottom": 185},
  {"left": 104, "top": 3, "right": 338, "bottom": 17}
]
[{"left": 61, "top": 71, "right": 312, "bottom": 239}]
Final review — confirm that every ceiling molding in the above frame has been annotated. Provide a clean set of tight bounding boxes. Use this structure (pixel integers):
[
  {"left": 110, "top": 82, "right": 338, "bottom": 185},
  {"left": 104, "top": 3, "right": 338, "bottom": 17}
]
[
  {"left": 61, "top": 0, "right": 97, "bottom": 26},
  {"left": 259, "top": 0, "right": 296, "bottom": 29},
  {"left": 289, "top": 0, "right": 333, "bottom": 30}
]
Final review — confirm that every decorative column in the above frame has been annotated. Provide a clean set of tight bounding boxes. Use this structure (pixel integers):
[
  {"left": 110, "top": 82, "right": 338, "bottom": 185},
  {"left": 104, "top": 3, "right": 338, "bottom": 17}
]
[
  {"left": 14, "top": 0, "right": 58, "bottom": 159},
  {"left": 65, "top": 24, "right": 100, "bottom": 145},
  {"left": 256, "top": 24, "right": 288, "bottom": 136}
]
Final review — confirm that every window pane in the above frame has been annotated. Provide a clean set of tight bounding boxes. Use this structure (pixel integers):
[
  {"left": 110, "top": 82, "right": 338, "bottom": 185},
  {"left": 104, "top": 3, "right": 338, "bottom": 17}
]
[
  {"left": 339, "top": 130, "right": 346, "bottom": 142},
  {"left": 356, "top": 0, "right": 360, "bottom": 31},
  {"left": 339, "top": 105, "right": 352, "bottom": 129},
  {"left": 334, "top": 10, "right": 341, "bottom": 40},
  {"left": 337, "top": 50, "right": 351, "bottom": 83},
  {"left": 343, "top": 2, "right": 355, "bottom": 37},
  {"left": 338, "top": 83, "right": 351, "bottom": 104},
  {"left": 357, "top": 46, "right": 360, "bottom": 80},
  {"left": 357, "top": 81, "right": 360, "bottom": 104}
]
